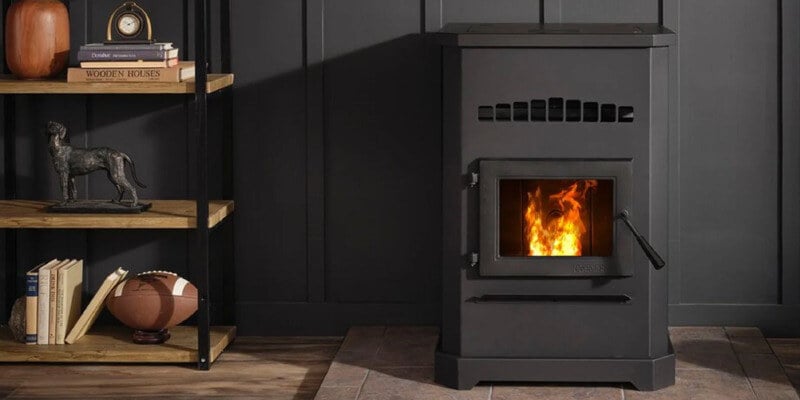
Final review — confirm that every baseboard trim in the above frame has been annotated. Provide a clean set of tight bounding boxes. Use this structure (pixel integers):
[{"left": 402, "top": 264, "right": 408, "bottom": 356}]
[
  {"left": 235, "top": 302, "right": 440, "bottom": 335},
  {"left": 669, "top": 304, "right": 800, "bottom": 337}
]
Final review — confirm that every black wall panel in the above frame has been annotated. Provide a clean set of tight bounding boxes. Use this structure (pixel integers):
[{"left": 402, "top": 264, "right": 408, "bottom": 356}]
[
  {"left": 678, "top": 0, "right": 779, "bottom": 304},
  {"left": 557, "top": 0, "right": 659, "bottom": 23},
  {"left": 441, "top": 0, "right": 540, "bottom": 23},
  {"left": 323, "top": 0, "right": 440, "bottom": 304},
  {"left": 2, "top": 0, "right": 798, "bottom": 335},
  {"left": 231, "top": 0, "right": 308, "bottom": 303}
]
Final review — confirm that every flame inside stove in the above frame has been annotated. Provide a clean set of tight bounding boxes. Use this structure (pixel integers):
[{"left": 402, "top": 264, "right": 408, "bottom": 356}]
[{"left": 524, "top": 180, "right": 598, "bottom": 256}]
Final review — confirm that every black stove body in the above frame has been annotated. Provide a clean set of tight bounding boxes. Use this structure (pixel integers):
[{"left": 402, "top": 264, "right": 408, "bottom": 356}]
[{"left": 435, "top": 24, "right": 677, "bottom": 391}]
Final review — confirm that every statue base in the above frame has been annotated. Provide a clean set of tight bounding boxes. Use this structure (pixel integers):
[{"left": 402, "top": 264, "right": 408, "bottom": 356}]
[
  {"left": 132, "top": 329, "right": 171, "bottom": 344},
  {"left": 47, "top": 200, "right": 152, "bottom": 214}
]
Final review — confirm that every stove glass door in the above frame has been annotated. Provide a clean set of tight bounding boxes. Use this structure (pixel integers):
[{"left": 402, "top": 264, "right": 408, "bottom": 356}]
[{"left": 479, "top": 160, "right": 633, "bottom": 276}]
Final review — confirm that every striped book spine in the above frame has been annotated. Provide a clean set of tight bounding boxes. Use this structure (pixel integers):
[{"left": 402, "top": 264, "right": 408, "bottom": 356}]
[{"left": 24, "top": 274, "right": 38, "bottom": 344}]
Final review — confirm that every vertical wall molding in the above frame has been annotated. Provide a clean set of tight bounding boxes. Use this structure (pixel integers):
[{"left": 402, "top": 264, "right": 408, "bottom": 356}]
[
  {"left": 539, "top": 0, "right": 545, "bottom": 23},
  {"left": 305, "top": 0, "right": 326, "bottom": 303},
  {"left": 662, "top": 0, "right": 681, "bottom": 305},
  {"left": 781, "top": 0, "right": 800, "bottom": 305},
  {"left": 543, "top": 0, "right": 561, "bottom": 22},
  {"left": 424, "top": 0, "right": 442, "bottom": 32}
]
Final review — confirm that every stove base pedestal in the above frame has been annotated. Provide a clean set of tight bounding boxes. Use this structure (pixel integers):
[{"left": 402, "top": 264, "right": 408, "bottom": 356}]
[{"left": 434, "top": 346, "right": 675, "bottom": 391}]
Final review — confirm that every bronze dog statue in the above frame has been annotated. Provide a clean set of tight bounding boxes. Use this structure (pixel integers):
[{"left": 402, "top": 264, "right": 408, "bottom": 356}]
[{"left": 46, "top": 121, "right": 146, "bottom": 206}]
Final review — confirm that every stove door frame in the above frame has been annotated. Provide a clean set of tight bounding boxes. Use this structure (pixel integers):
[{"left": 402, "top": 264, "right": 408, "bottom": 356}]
[{"left": 479, "top": 159, "right": 634, "bottom": 277}]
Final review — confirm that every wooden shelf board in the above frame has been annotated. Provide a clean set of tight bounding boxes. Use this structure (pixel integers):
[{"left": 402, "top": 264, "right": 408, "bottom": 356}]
[
  {"left": 0, "top": 73, "right": 234, "bottom": 94},
  {"left": 0, "top": 199, "right": 234, "bottom": 229},
  {"left": 0, "top": 325, "right": 235, "bottom": 363}
]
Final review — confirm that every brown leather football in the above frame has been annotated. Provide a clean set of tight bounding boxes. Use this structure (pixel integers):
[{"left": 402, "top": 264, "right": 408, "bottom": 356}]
[{"left": 106, "top": 271, "right": 198, "bottom": 331}]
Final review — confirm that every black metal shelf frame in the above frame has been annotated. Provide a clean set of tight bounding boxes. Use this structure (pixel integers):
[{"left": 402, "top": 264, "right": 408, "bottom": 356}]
[{"left": 1, "top": 0, "right": 234, "bottom": 370}]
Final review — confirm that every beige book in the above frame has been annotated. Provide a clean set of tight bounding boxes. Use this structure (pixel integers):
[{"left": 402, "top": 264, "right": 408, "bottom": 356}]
[
  {"left": 50, "top": 260, "right": 76, "bottom": 344},
  {"left": 37, "top": 259, "right": 67, "bottom": 344},
  {"left": 25, "top": 259, "right": 60, "bottom": 344},
  {"left": 66, "top": 267, "right": 129, "bottom": 345},
  {"left": 56, "top": 260, "right": 84, "bottom": 344},
  {"left": 67, "top": 61, "right": 195, "bottom": 83}
]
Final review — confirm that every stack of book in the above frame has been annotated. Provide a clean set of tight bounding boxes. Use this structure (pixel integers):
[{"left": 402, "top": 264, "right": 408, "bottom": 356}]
[
  {"left": 25, "top": 261, "right": 129, "bottom": 345},
  {"left": 67, "top": 42, "right": 195, "bottom": 83},
  {"left": 25, "top": 259, "right": 84, "bottom": 345}
]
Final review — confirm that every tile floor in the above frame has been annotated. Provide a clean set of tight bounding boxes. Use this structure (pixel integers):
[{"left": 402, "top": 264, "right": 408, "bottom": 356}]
[{"left": 315, "top": 326, "right": 800, "bottom": 400}]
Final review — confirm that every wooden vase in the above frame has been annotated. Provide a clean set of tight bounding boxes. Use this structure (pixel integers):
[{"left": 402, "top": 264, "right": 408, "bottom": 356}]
[{"left": 5, "top": 0, "right": 70, "bottom": 80}]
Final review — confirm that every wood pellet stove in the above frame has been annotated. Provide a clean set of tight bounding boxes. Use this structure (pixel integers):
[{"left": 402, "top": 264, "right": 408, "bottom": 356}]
[{"left": 435, "top": 24, "right": 677, "bottom": 391}]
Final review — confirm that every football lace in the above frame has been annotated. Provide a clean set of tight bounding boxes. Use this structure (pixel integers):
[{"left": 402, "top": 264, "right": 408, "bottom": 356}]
[{"left": 137, "top": 270, "right": 178, "bottom": 277}]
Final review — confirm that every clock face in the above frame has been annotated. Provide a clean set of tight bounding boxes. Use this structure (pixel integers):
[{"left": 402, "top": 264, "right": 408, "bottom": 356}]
[{"left": 117, "top": 13, "right": 141, "bottom": 37}]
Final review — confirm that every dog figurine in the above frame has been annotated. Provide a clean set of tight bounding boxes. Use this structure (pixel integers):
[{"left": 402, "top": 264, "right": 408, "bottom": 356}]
[{"left": 46, "top": 121, "right": 147, "bottom": 206}]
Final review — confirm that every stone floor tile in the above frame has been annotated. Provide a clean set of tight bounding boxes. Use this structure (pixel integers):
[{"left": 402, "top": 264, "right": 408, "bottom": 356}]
[
  {"left": 753, "top": 389, "right": 800, "bottom": 400},
  {"left": 384, "top": 326, "right": 440, "bottom": 338},
  {"left": 318, "top": 326, "right": 800, "bottom": 400},
  {"left": 739, "top": 354, "right": 794, "bottom": 391},
  {"left": 624, "top": 369, "right": 756, "bottom": 400},
  {"left": 314, "top": 386, "right": 361, "bottom": 400},
  {"left": 339, "top": 327, "right": 385, "bottom": 356},
  {"left": 670, "top": 327, "right": 735, "bottom": 354},
  {"left": 732, "top": 336, "right": 775, "bottom": 354},
  {"left": 491, "top": 384, "right": 622, "bottom": 400},
  {"left": 357, "top": 367, "right": 490, "bottom": 400},
  {"left": 319, "top": 361, "right": 370, "bottom": 388},
  {"left": 727, "top": 327, "right": 765, "bottom": 338},
  {"left": 372, "top": 327, "right": 439, "bottom": 367},
  {"left": 783, "top": 365, "right": 800, "bottom": 391},
  {"left": 675, "top": 351, "right": 745, "bottom": 374},
  {"left": 670, "top": 326, "right": 728, "bottom": 339}
]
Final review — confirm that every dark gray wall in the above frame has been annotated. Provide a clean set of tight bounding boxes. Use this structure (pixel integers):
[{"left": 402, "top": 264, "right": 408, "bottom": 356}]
[
  {"left": 663, "top": 0, "right": 800, "bottom": 335},
  {"left": 2, "top": 0, "right": 799, "bottom": 336}
]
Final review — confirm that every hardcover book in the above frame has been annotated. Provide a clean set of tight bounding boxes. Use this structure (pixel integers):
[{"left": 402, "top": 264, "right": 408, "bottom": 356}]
[
  {"left": 79, "top": 58, "right": 179, "bottom": 69},
  {"left": 67, "top": 61, "right": 195, "bottom": 83},
  {"left": 65, "top": 267, "right": 129, "bottom": 345},
  {"left": 56, "top": 260, "right": 83, "bottom": 344},
  {"left": 25, "top": 259, "right": 60, "bottom": 344},
  {"left": 49, "top": 260, "right": 76, "bottom": 344},
  {"left": 37, "top": 259, "right": 68, "bottom": 344},
  {"left": 81, "top": 42, "right": 173, "bottom": 51},
  {"left": 77, "top": 48, "right": 179, "bottom": 62}
]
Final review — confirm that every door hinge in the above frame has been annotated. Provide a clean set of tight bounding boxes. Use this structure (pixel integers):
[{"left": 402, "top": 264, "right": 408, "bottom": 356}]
[
  {"left": 469, "top": 252, "right": 479, "bottom": 268},
  {"left": 469, "top": 172, "right": 479, "bottom": 188}
]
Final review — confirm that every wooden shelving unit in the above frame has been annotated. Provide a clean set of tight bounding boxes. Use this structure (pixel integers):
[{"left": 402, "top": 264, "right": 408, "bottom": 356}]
[
  {"left": 0, "top": 326, "right": 236, "bottom": 363},
  {"left": 0, "top": 74, "right": 234, "bottom": 94},
  {"left": 1, "top": 0, "right": 235, "bottom": 370},
  {"left": 0, "top": 200, "right": 234, "bottom": 229}
]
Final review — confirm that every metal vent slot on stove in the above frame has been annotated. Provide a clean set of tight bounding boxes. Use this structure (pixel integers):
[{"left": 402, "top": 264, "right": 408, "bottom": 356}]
[
  {"left": 618, "top": 106, "right": 634, "bottom": 122},
  {"left": 478, "top": 100, "right": 630, "bottom": 123},
  {"left": 566, "top": 100, "right": 581, "bottom": 122},
  {"left": 478, "top": 106, "right": 494, "bottom": 121},
  {"left": 531, "top": 99, "right": 546, "bottom": 121},
  {"left": 496, "top": 103, "right": 511, "bottom": 121},
  {"left": 548, "top": 97, "right": 563, "bottom": 121},
  {"left": 583, "top": 102, "right": 599, "bottom": 122},
  {"left": 513, "top": 102, "right": 529, "bottom": 121},
  {"left": 601, "top": 104, "right": 616, "bottom": 122}
]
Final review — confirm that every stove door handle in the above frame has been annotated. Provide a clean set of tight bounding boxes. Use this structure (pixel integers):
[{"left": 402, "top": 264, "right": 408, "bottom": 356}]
[{"left": 616, "top": 210, "right": 666, "bottom": 270}]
